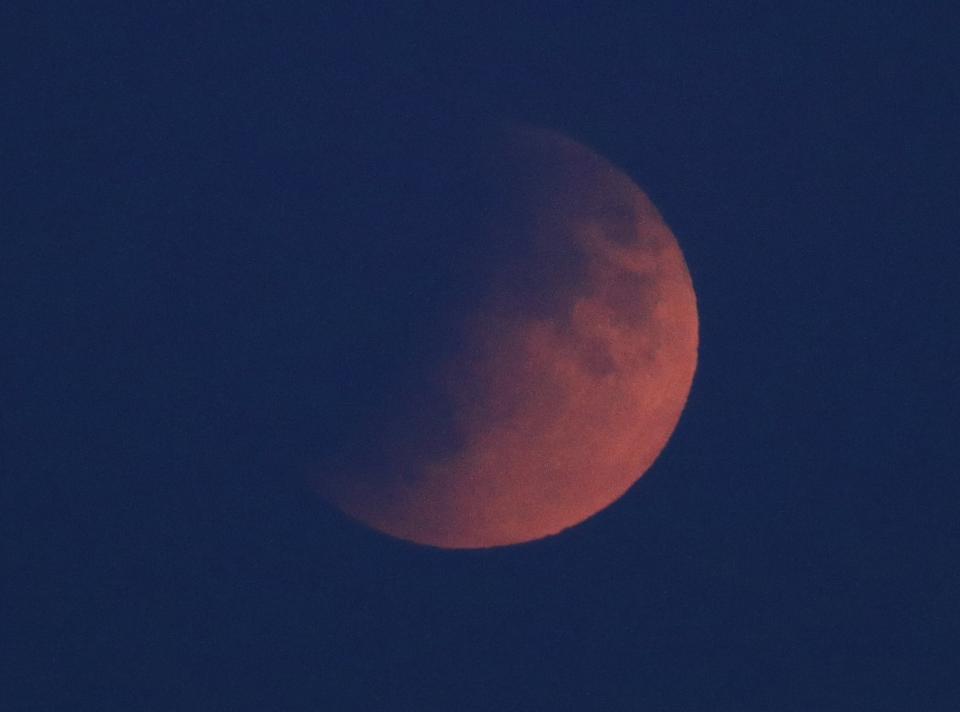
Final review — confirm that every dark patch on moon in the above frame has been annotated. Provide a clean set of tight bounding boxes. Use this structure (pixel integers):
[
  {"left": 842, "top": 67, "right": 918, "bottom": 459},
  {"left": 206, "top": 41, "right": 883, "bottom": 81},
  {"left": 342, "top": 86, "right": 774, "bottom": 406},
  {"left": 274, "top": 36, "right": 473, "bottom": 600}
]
[
  {"left": 604, "top": 270, "right": 661, "bottom": 329},
  {"left": 575, "top": 334, "right": 620, "bottom": 377}
]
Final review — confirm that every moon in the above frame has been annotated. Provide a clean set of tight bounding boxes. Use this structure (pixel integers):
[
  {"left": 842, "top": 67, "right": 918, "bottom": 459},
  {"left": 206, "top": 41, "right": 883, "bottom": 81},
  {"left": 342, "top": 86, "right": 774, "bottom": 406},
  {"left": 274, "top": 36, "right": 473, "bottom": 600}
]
[{"left": 315, "top": 124, "right": 698, "bottom": 549}]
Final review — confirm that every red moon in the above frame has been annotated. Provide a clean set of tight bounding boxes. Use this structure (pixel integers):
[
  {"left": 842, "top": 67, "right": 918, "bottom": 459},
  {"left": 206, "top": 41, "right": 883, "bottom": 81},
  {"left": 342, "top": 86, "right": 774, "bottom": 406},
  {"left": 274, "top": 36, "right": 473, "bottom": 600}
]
[{"left": 317, "top": 125, "right": 698, "bottom": 549}]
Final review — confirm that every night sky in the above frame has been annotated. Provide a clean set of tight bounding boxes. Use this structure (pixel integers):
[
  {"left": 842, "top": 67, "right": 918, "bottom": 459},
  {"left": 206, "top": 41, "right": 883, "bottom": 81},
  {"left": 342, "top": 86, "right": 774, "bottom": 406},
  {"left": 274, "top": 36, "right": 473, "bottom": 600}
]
[{"left": 6, "top": 4, "right": 959, "bottom": 710}]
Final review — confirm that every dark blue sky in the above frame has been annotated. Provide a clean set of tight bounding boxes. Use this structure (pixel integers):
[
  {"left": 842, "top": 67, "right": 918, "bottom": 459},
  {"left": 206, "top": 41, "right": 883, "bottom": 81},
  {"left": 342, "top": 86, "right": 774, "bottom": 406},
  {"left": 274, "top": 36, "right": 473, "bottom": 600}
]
[{"left": 6, "top": 3, "right": 959, "bottom": 710}]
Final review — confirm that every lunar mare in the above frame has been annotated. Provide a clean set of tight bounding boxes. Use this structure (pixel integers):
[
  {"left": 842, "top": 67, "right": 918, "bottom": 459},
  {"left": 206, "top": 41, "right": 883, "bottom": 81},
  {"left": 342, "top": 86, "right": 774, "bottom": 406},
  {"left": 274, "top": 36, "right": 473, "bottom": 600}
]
[{"left": 317, "top": 126, "right": 698, "bottom": 548}]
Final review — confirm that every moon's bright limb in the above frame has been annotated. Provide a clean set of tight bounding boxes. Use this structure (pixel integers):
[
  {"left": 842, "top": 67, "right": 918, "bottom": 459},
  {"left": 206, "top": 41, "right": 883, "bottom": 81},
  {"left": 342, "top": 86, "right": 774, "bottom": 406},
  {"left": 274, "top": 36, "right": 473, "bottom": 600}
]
[{"left": 318, "top": 125, "right": 698, "bottom": 549}]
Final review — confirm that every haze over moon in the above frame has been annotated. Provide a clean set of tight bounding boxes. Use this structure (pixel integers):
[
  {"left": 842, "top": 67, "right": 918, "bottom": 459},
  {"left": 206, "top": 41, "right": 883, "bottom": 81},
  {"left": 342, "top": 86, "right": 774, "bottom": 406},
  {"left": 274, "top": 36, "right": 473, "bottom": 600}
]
[{"left": 315, "top": 124, "right": 699, "bottom": 549}]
